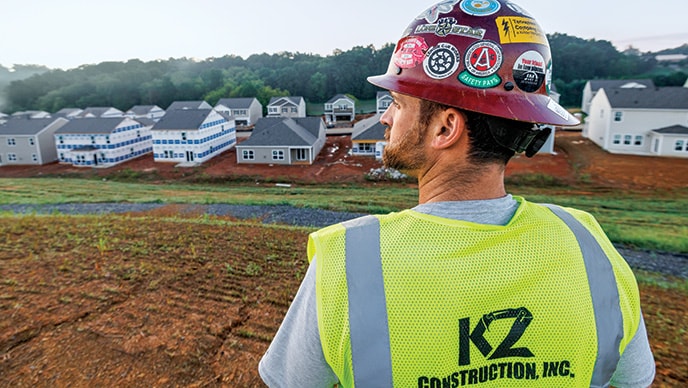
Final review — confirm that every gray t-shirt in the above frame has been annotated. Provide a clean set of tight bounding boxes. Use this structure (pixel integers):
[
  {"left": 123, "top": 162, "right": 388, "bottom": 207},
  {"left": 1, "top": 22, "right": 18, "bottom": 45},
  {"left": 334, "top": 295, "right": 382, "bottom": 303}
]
[{"left": 259, "top": 196, "right": 655, "bottom": 387}]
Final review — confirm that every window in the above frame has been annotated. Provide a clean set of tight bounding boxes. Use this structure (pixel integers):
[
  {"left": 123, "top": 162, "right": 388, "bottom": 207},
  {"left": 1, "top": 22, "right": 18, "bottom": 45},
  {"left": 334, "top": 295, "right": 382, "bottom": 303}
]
[
  {"left": 7, "top": 138, "right": 16, "bottom": 146},
  {"left": 282, "top": 107, "right": 289, "bottom": 113},
  {"left": 634, "top": 135, "right": 643, "bottom": 146},
  {"left": 272, "top": 150, "right": 285, "bottom": 160},
  {"left": 676, "top": 140, "right": 685, "bottom": 151},
  {"left": 8, "top": 153, "right": 17, "bottom": 161},
  {"left": 623, "top": 135, "right": 632, "bottom": 145},
  {"left": 360, "top": 143, "right": 373, "bottom": 152},
  {"left": 295, "top": 149, "right": 307, "bottom": 161},
  {"left": 614, "top": 112, "right": 623, "bottom": 122},
  {"left": 612, "top": 134, "right": 621, "bottom": 145},
  {"left": 242, "top": 150, "right": 255, "bottom": 160},
  {"left": 164, "top": 150, "right": 174, "bottom": 158},
  {"left": 291, "top": 107, "right": 297, "bottom": 113}
]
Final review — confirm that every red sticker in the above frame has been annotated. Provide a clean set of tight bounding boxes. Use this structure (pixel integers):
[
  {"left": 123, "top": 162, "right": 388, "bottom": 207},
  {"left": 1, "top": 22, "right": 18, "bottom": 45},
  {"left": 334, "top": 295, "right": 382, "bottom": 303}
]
[{"left": 393, "top": 36, "right": 429, "bottom": 69}]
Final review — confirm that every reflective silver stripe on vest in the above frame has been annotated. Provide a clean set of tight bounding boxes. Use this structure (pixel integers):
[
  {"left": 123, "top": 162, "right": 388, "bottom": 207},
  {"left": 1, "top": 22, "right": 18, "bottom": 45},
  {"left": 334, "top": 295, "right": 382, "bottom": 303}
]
[
  {"left": 343, "top": 215, "right": 393, "bottom": 387},
  {"left": 545, "top": 205, "right": 623, "bottom": 388},
  {"left": 343, "top": 208, "right": 623, "bottom": 388}
]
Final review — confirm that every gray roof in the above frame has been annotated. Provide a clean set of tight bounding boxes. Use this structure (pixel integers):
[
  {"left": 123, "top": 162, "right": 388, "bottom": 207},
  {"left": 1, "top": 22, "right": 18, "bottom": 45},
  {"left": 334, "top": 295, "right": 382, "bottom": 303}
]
[
  {"left": 652, "top": 125, "right": 688, "bottom": 135},
  {"left": 268, "top": 96, "right": 304, "bottom": 107},
  {"left": 605, "top": 87, "right": 688, "bottom": 110},
  {"left": 216, "top": 98, "right": 258, "bottom": 109},
  {"left": 151, "top": 109, "right": 212, "bottom": 130},
  {"left": 589, "top": 79, "right": 655, "bottom": 92},
  {"left": 80, "top": 107, "right": 122, "bottom": 117},
  {"left": 167, "top": 101, "right": 212, "bottom": 110},
  {"left": 134, "top": 118, "right": 157, "bottom": 127},
  {"left": 53, "top": 108, "right": 82, "bottom": 116},
  {"left": 127, "top": 105, "right": 162, "bottom": 115},
  {"left": 326, "top": 94, "right": 353, "bottom": 104},
  {"left": 54, "top": 117, "right": 129, "bottom": 134},
  {"left": 0, "top": 117, "right": 66, "bottom": 135},
  {"left": 352, "top": 114, "right": 386, "bottom": 141},
  {"left": 240, "top": 117, "right": 323, "bottom": 147}
]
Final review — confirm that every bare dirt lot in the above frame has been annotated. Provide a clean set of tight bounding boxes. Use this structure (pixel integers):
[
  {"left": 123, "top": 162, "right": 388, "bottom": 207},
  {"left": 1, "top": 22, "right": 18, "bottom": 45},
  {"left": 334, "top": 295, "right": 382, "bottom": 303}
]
[{"left": 1, "top": 132, "right": 687, "bottom": 387}]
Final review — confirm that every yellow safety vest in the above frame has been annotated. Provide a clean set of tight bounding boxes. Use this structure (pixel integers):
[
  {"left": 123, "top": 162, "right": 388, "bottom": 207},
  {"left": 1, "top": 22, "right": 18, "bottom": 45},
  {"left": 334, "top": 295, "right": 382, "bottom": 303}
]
[{"left": 308, "top": 198, "right": 641, "bottom": 388}]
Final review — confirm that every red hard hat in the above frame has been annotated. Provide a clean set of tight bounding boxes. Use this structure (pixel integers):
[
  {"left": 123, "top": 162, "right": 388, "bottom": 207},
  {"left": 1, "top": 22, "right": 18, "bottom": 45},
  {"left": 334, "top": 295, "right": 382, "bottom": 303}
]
[{"left": 368, "top": 0, "right": 579, "bottom": 127}]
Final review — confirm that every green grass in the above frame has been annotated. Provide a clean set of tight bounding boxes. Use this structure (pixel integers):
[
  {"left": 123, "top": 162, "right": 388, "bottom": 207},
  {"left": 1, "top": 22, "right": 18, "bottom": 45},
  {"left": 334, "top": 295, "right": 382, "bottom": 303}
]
[{"left": 1, "top": 177, "right": 686, "bottom": 253}]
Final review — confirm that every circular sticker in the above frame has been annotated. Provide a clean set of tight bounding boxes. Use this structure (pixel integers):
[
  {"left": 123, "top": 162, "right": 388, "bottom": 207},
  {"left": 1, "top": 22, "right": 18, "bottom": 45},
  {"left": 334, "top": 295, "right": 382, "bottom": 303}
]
[
  {"left": 513, "top": 50, "right": 546, "bottom": 92},
  {"left": 423, "top": 43, "right": 461, "bottom": 79},
  {"left": 459, "top": 0, "right": 501, "bottom": 16},
  {"left": 393, "top": 36, "right": 429, "bottom": 69},
  {"left": 464, "top": 40, "right": 503, "bottom": 77}
]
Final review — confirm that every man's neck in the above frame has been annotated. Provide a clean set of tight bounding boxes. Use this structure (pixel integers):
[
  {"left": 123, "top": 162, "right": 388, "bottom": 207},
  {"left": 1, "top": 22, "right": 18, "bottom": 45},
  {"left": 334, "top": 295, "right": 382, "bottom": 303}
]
[{"left": 417, "top": 162, "right": 507, "bottom": 204}]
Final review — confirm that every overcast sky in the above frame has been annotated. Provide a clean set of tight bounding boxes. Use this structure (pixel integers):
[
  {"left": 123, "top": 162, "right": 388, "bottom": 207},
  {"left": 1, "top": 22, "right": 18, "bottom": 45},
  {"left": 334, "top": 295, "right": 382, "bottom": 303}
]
[{"left": 1, "top": 0, "right": 686, "bottom": 70}]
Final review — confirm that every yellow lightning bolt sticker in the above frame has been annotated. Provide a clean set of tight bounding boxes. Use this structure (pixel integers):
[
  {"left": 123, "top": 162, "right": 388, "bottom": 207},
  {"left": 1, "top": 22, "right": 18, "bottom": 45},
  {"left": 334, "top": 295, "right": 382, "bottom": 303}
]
[{"left": 495, "top": 16, "right": 549, "bottom": 46}]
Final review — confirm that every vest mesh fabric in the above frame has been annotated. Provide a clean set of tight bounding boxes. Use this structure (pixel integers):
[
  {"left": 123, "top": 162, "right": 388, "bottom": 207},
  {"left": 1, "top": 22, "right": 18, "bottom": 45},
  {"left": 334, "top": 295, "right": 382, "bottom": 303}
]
[{"left": 308, "top": 198, "right": 640, "bottom": 387}]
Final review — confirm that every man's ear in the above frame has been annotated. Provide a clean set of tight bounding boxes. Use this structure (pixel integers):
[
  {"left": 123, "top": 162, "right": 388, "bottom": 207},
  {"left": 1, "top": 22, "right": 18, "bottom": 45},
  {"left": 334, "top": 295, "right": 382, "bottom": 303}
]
[{"left": 430, "top": 108, "right": 467, "bottom": 150}]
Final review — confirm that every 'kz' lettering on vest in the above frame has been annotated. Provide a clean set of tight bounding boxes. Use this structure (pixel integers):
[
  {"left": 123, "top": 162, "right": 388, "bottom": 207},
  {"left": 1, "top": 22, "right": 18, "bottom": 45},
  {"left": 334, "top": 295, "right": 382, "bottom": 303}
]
[{"left": 458, "top": 307, "right": 534, "bottom": 366}]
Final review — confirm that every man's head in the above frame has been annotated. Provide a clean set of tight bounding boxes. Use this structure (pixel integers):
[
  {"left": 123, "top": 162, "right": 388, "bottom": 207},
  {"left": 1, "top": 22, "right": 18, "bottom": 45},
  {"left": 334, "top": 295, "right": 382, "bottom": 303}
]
[{"left": 369, "top": 0, "right": 578, "bottom": 164}]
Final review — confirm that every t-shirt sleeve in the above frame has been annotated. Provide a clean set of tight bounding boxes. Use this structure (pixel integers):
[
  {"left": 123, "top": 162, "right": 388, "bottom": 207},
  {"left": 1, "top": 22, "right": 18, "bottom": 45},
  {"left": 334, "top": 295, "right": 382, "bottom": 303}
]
[
  {"left": 610, "top": 313, "right": 656, "bottom": 388},
  {"left": 259, "top": 257, "right": 339, "bottom": 387}
]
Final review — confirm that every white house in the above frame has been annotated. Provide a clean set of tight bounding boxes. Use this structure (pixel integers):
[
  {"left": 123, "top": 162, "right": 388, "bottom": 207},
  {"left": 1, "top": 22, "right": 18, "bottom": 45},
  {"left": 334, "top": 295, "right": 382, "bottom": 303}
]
[
  {"left": 77, "top": 107, "right": 124, "bottom": 118},
  {"left": 0, "top": 112, "right": 7, "bottom": 124},
  {"left": 351, "top": 114, "right": 386, "bottom": 160},
  {"left": 584, "top": 87, "right": 688, "bottom": 158},
  {"left": 214, "top": 98, "right": 263, "bottom": 128},
  {"left": 580, "top": 79, "right": 654, "bottom": 114},
  {"left": 55, "top": 117, "right": 153, "bottom": 167},
  {"left": 324, "top": 94, "right": 355, "bottom": 125},
  {"left": 151, "top": 108, "right": 236, "bottom": 165},
  {"left": 236, "top": 117, "right": 325, "bottom": 165},
  {"left": 266, "top": 96, "right": 306, "bottom": 118},
  {"left": 125, "top": 105, "right": 165, "bottom": 121},
  {"left": 0, "top": 117, "right": 69, "bottom": 165},
  {"left": 376, "top": 91, "right": 393, "bottom": 114}
]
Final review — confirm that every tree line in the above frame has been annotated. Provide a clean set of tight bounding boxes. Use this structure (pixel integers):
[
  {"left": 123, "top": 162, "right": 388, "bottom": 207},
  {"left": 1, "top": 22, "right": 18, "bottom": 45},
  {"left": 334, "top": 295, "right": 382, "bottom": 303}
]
[{"left": 2, "top": 34, "right": 687, "bottom": 114}]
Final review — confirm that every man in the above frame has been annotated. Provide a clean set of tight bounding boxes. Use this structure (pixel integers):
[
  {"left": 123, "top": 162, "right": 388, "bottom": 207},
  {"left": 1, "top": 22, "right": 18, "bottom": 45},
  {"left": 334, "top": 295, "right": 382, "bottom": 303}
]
[{"left": 259, "top": 1, "right": 655, "bottom": 387}]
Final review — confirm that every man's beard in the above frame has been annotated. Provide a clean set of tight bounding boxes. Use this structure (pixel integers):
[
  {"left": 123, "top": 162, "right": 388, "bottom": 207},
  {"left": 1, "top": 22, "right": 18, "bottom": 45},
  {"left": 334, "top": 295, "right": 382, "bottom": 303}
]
[{"left": 382, "top": 121, "right": 427, "bottom": 175}]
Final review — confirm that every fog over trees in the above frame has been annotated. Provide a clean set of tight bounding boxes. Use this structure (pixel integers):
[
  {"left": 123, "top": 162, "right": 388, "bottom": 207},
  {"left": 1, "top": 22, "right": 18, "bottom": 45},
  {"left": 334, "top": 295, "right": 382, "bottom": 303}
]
[{"left": 1, "top": 35, "right": 687, "bottom": 113}]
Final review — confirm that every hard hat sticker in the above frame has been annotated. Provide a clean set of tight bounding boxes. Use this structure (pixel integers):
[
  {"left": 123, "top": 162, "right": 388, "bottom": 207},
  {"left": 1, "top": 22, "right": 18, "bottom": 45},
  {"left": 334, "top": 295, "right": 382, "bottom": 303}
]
[
  {"left": 393, "top": 36, "right": 429, "bottom": 69},
  {"left": 414, "top": 17, "right": 486, "bottom": 39},
  {"left": 464, "top": 41, "right": 503, "bottom": 77},
  {"left": 417, "top": 0, "right": 461, "bottom": 23},
  {"left": 459, "top": 0, "right": 501, "bottom": 16},
  {"left": 547, "top": 98, "right": 571, "bottom": 121},
  {"left": 496, "top": 16, "right": 548, "bottom": 45},
  {"left": 513, "top": 50, "right": 546, "bottom": 92},
  {"left": 459, "top": 40, "right": 503, "bottom": 89},
  {"left": 423, "top": 43, "right": 461, "bottom": 79}
]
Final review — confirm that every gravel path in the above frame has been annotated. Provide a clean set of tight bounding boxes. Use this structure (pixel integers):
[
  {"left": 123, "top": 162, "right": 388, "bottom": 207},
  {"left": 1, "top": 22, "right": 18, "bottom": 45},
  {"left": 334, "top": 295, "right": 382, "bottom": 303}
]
[{"left": 1, "top": 203, "right": 685, "bottom": 279}]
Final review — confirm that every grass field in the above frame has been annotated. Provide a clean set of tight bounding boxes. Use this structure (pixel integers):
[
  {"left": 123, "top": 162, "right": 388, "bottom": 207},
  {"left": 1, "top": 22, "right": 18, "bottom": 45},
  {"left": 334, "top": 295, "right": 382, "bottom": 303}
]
[{"left": 1, "top": 177, "right": 686, "bottom": 253}]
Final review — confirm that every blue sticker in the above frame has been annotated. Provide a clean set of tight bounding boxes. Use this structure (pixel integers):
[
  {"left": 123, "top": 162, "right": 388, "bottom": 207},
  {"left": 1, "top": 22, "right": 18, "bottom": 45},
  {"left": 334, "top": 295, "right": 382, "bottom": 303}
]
[{"left": 460, "top": 0, "right": 501, "bottom": 16}]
